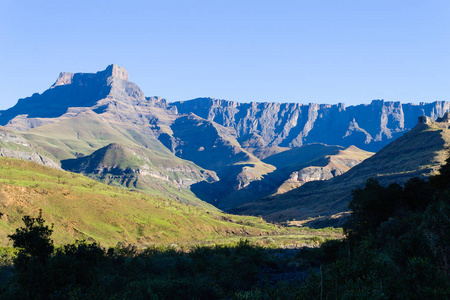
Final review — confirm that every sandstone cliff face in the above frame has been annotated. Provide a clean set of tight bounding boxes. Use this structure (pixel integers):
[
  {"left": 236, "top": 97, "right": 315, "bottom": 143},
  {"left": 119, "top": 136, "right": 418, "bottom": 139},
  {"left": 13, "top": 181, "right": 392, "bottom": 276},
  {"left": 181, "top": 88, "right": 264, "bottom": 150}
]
[
  {"left": 172, "top": 98, "right": 450, "bottom": 151},
  {"left": 286, "top": 166, "right": 337, "bottom": 186}
]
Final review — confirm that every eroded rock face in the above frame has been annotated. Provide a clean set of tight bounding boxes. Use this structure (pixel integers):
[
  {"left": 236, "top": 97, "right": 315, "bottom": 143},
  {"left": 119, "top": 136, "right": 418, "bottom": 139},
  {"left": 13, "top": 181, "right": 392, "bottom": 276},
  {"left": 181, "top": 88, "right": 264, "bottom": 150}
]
[
  {"left": 172, "top": 98, "right": 450, "bottom": 151},
  {"left": 51, "top": 64, "right": 129, "bottom": 88},
  {"left": 289, "top": 167, "right": 336, "bottom": 185},
  {"left": 0, "top": 128, "right": 59, "bottom": 168}
]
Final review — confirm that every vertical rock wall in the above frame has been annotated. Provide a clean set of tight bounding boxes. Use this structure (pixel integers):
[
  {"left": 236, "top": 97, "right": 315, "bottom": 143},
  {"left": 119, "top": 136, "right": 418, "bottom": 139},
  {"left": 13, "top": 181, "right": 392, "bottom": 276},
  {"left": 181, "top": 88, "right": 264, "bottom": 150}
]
[{"left": 172, "top": 98, "right": 450, "bottom": 151}]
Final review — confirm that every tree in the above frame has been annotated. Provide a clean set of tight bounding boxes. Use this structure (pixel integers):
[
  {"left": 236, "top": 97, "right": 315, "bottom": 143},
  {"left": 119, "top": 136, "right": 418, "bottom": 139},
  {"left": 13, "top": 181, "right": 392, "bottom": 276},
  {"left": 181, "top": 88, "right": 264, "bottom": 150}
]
[
  {"left": 345, "top": 179, "right": 402, "bottom": 241},
  {"left": 8, "top": 209, "right": 54, "bottom": 266}
]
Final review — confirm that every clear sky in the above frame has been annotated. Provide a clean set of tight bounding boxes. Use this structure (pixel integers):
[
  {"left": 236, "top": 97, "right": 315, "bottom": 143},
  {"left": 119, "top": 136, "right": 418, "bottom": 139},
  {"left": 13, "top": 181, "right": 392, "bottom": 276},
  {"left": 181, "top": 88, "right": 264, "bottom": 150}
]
[{"left": 1, "top": 0, "right": 449, "bottom": 110}]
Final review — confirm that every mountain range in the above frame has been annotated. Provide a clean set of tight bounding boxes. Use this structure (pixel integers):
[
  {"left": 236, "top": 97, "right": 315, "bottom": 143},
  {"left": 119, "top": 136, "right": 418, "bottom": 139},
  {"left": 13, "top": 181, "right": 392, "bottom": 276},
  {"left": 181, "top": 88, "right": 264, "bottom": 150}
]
[{"left": 1, "top": 64, "right": 449, "bottom": 225}]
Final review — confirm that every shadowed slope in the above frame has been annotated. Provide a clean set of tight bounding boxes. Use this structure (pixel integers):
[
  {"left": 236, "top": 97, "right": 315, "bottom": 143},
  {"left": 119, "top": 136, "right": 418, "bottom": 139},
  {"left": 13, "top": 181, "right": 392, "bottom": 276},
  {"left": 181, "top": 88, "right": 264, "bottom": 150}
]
[
  {"left": 217, "top": 144, "right": 372, "bottom": 210},
  {"left": 159, "top": 114, "right": 275, "bottom": 207},
  {"left": 234, "top": 117, "right": 450, "bottom": 225}
]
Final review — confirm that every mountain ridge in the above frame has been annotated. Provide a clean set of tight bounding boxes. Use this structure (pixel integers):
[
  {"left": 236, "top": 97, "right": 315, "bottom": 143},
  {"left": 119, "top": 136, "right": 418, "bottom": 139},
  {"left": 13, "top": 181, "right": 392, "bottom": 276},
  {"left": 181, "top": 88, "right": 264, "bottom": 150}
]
[
  {"left": 2, "top": 65, "right": 450, "bottom": 153},
  {"left": 170, "top": 97, "right": 450, "bottom": 152}
]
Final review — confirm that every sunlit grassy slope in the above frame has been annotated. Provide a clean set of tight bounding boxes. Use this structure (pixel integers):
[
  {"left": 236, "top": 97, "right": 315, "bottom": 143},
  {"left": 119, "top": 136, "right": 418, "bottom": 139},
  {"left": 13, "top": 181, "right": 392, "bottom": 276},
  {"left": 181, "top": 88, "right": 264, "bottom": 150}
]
[
  {"left": 0, "top": 157, "right": 290, "bottom": 247},
  {"left": 20, "top": 113, "right": 219, "bottom": 208},
  {"left": 60, "top": 142, "right": 219, "bottom": 210},
  {"left": 23, "top": 112, "right": 178, "bottom": 162}
]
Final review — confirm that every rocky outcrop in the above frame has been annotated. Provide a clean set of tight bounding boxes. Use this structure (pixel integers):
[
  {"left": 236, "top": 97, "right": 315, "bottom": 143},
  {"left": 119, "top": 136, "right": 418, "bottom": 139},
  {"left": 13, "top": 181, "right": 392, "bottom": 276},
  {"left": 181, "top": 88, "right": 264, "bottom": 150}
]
[
  {"left": 51, "top": 64, "right": 129, "bottom": 88},
  {"left": 0, "top": 127, "right": 59, "bottom": 168},
  {"left": 172, "top": 98, "right": 450, "bottom": 151},
  {"left": 285, "top": 167, "right": 337, "bottom": 187}
]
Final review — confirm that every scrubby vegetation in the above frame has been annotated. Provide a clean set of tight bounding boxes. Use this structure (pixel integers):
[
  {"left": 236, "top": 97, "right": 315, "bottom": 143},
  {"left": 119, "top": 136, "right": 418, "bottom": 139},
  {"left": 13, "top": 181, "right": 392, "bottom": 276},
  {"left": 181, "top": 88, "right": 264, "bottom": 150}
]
[
  {"left": 0, "top": 212, "right": 339, "bottom": 299},
  {"left": 272, "top": 154, "right": 450, "bottom": 299},
  {"left": 0, "top": 220, "right": 285, "bottom": 299},
  {"left": 0, "top": 156, "right": 449, "bottom": 298}
]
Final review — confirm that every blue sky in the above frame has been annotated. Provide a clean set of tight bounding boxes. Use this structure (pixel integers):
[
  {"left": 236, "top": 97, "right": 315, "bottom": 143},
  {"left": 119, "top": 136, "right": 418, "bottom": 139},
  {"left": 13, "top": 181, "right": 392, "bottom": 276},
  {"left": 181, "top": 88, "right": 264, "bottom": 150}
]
[{"left": 0, "top": 0, "right": 449, "bottom": 110}]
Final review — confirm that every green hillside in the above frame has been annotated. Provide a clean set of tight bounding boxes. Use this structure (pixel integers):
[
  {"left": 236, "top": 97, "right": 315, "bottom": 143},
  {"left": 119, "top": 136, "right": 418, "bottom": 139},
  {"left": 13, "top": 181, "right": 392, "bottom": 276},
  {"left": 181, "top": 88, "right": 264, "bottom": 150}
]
[
  {"left": 23, "top": 112, "right": 174, "bottom": 162},
  {"left": 61, "top": 143, "right": 218, "bottom": 209},
  {"left": 0, "top": 157, "right": 284, "bottom": 247},
  {"left": 19, "top": 112, "right": 217, "bottom": 207}
]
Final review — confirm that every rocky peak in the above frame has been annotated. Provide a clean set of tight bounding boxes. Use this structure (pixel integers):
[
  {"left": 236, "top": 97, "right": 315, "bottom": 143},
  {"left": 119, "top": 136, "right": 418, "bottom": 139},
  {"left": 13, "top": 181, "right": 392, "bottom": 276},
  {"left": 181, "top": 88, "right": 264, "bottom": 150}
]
[
  {"left": 370, "top": 99, "right": 385, "bottom": 106},
  {"left": 105, "top": 64, "right": 129, "bottom": 81},
  {"left": 51, "top": 72, "right": 75, "bottom": 88},
  {"left": 50, "top": 64, "right": 128, "bottom": 89},
  {"left": 0, "top": 64, "right": 137, "bottom": 126}
]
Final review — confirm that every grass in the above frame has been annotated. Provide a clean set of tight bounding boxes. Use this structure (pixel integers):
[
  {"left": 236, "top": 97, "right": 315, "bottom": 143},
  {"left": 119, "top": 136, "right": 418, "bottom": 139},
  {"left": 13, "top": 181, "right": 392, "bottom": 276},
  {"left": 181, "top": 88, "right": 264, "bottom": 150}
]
[
  {"left": 0, "top": 157, "right": 340, "bottom": 248},
  {"left": 20, "top": 113, "right": 223, "bottom": 208}
]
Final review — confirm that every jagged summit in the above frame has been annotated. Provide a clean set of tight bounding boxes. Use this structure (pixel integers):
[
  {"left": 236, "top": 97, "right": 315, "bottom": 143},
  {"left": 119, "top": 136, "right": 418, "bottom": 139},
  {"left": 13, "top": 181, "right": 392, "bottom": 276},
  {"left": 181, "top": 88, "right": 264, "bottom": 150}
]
[
  {"left": 51, "top": 64, "right": 129, "bottom": 88},
  {"left": 106, "top": 64, "right": 129, "bottom": 81},
  {"left": 0, "top": 64, "right": 140, "bottom": 125},
  {"left": 51, "top": 72, "right": 75, "bottom": 88},
  {"left": 418, "top": 115, "right": 434, "bottom": 125}
]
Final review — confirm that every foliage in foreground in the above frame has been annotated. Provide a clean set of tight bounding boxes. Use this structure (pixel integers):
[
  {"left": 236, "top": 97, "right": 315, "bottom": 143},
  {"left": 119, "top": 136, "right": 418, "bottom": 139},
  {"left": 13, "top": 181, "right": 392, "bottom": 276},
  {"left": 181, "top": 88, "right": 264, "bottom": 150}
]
[
  {"left": 1, "top": 216, "right": 274, "bottom": 300},
  {"left": 293, "top": 156, "right": 450, "bottom": 299}
]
